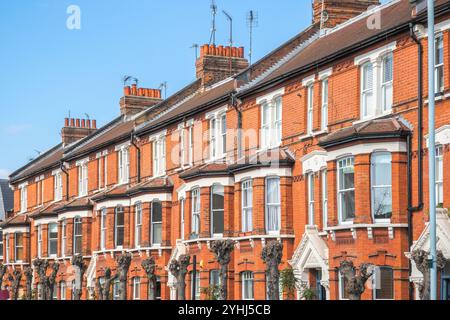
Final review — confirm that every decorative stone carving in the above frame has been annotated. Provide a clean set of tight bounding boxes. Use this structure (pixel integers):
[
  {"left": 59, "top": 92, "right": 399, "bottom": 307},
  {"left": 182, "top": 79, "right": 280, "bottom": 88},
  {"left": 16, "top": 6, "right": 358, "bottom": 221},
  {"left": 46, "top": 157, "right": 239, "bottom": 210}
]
[
  {"left": 0, "top": 264, "right": 7, "bottom": 289},
  {"left": 8, "top": 270, "right": 22, "bottom": 300},
  {"left": 169, "top": 254, "right": 190, "bottom": 300},
  {"left": 116, "top": 252, "right": 132, "bottom": 300},
  {"left": 210, "top": 239, "right": 235, "bottom": 300},
  {"left": 261, "top": 240, "right": 283, "bottom": 300},
  {"left": 411, "top": 249, "right": 447, "bottom": 300},
  {"left": 96, "top": 267, "right": 117, "bottom": 300},
  {"left": 142, "top": 256, "right": 157, "bottom": 300},
  {"left": 71, "top": 254, "right": 87, "bottom": 300},
  {"left": 23, "top": 266, "right": 33, "bottom": 300},
  {"left": 339, "top": 260, "right": 374, "bottom": 300}
]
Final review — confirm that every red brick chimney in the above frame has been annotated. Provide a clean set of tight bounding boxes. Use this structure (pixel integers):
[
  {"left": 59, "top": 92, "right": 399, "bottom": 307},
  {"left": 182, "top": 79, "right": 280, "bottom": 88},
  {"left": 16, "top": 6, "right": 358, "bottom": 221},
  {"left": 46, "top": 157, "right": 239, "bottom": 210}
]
[
  {"left": 120, "top": 85, "right": 163, "bottom": 116},
  {"left": 196, "top": 44, "right": 249, "bottom": 87},
  {"left": 312, "top": 0, "right": 380, "bottom": 29},
  {"left": 61, "top": 117, "right": 98, "bottom": 146}
]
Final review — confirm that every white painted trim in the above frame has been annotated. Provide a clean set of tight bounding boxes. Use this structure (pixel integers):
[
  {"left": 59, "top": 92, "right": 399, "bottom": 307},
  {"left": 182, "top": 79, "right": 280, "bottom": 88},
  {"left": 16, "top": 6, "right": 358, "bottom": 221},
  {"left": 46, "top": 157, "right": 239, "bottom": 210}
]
[
  {"left": 302, "top": 74, "right": 316, "bottom": 86},
  {"left": 354, "top": 41, "right": 397, "bottom": 65},
  {"left": 234, "top": 167, "right": 292, "bottom": 183},
  {"left": 256, "top": 87, "right": 285, "bottom": 105},
  {"left": 33, "top": 217, "right": 58, "bottom": 226},
  {"left": 425, "top": 125, "right": 450, "bottom": 147},
  {"left": 95, "top": 150, "right": 108, "bottom": 159},
  {"left": 324, "top": 223, "right": 408, "bottom": 232},
  {"left": 114, "top": 141, "right": 131, "bottom": 152},
  {"left": 149, "top": 130, "right": 167, "bottom": 142},
  {"left": 2, "top": 226, "right": 29, "bottom": 234},
  {"left": 318, "top": 68, "right": 333, "bottom": 80},
  {"left": 51, "top": 169, "right": 62, "bottom": 176},
  {"left": 326, "top": 141, "right": 407, "bottom": 161},
  {"left": 18, "top": 182, "right": 28, "bottom": 188},
  {"left": 205, "top": 105, "right": 228, "bottom": 120},
  {"left": 181, "top": 177, "right": 234, "bottom": 193},
  {"left": 131, "top": 193, "right": 172, "bottom": 205},
  {"left": 57, "top": 210, "right": 91, "bottom": 221},
  {"left": 301, "top": 151, "right": 328, "bottom": 174}
]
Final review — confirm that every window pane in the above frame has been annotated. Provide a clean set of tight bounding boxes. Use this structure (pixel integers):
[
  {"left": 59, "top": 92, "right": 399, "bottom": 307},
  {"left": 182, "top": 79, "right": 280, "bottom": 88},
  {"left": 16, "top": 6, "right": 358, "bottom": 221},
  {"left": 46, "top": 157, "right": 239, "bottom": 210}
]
[
  {"left": 372, "top": 153, "right": 392, "bottom": 186},
  {"left": 341, "top": 190, "right": 355, "bottom": 220},
  {"left": 375, "top": 267, "right": 394, "bottom": 299},
  {"left": 152, "top": 202, "right": 162, "bottom": 222}
]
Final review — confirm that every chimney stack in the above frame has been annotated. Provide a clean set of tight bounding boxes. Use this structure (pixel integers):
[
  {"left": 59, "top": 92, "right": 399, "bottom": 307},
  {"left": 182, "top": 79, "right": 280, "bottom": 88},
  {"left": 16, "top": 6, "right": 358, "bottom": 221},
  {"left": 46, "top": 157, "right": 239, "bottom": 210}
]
[
  {"left": 61, "top": 117, "right": 98, "bottom": 146},
  {"left": 120, "top": 85, "right": 163, "bottom": 116},
  {"left": 312, "top": 0, "right": 380, "bottom": 29},
  {"left": 196, "top": 44, "right": 249, "bottom": 87}
]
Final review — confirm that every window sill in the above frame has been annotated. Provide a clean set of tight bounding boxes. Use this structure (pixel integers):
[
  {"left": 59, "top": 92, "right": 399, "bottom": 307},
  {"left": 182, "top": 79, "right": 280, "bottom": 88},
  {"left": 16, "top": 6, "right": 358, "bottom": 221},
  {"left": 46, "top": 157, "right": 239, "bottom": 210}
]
[
  {"left": 353, "top": 111, "right": 393, "bottom": 125},
  {"left": 298, "top": 130, "right": 328, "bottom": 141}
]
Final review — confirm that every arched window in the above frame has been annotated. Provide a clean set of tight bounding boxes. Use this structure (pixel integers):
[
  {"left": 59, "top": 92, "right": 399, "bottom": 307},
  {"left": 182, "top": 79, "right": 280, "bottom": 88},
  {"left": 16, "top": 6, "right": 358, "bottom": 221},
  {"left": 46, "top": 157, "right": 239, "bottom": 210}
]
[
  {"left": 114, "top": 206, "right": 124, "bottom": 248},
  {"left": 242, "top": 271, "right": 254, "bottom": 300},
  {"left": 371, "top": 152, "right": 392, "bottom": 220},
  {"left": 73, "top": 217, "right": 82, "bottom": 255}
]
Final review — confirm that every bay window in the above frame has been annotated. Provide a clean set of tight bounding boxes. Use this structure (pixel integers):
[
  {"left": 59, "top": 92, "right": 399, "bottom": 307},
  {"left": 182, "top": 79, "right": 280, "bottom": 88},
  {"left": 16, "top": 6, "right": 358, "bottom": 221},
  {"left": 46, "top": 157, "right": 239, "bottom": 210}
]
[
  {"left": 322, "top": 169, "right": 328, "bottom": 228},
  {"left": 361, "top": 62, "right": 374, "bottom": 119},
  {"left": 14, "top": 233, "right": 23, "bottom": 262},
  {"left": 321, "top": 79, "right": 328, "bottom": 131},
  {"left": 180, "top": 198, "right": 185, "bottom": 240},
  {"left": 152, "top": 136, "right": 166, "bottom": 177},
  {"left": 436, "top": 146, "right": 444, "bottom": 206},
  {"left": 48, "top": 223, "right": 58, "bottom": 257},
  {"left": 381, "top": 54, "right": 393, "bottom": 112},
  {"left": 242, "top": 180, "right": 253, "bottom": 232},
  {"left": 118, "top": 147, "right": 130, "bottom": 184},
  {"left": 73, "top": 216, "right": 82, "bottom": 255},
  {"left": 191, "top": 188, "right": 200, "bottom": 236},
  {"left": 265, "top": 177, "right": 281, "bottom": 233},
  {"left": 114, "top": 206, "right": 124, "bottom": 248},
  {"left": 371, "top": 152, "right": 392, "bottom": 220},
  {"left": 135, "top": 202, "right": 142, "bottom": 248},
  {"left": 261, "top": 96, "right": 282, "bottom": 149},
  {"left": 151, "top": 201, "right": 162, "bottom": 245},
  {"left": 100, "top": 208, "right": 107, "bottom": 250},
  {"left": 78, "top": 163, "right": 88, "bottom": 197},
  {"left": 337, "top": 157, "right": 355, "bottom": 223},
  {"left": 307, "top": 83, "right": 314, "bottom": 134},
  {"left": 435, "top": 34, "right": 444, "bottom": 94},
  {"left": 211, "top": 184, "right": 224, "bottom": 236},
  {"left": 307, "top": 172, "right": 315, "bottom": 226},
  {"left": 242, "top": 271, "right": 254, "bottom": 300}
]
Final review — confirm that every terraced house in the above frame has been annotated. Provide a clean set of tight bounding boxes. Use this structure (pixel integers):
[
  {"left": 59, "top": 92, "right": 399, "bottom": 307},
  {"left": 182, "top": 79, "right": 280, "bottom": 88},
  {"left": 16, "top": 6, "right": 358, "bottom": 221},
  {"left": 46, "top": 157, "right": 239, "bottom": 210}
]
[{"left": 1, "top": 0, "right": 450, "bottom": 300}]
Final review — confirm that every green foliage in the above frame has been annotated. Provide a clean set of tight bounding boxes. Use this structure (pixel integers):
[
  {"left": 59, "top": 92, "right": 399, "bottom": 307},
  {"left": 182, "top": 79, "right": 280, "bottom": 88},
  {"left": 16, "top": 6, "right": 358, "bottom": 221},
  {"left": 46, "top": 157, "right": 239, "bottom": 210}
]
[
  {"left": 280, "top": 267, "right": 298, "bottom": 300},
  {"left": 301, "top": 286, "right": 317, "bottom": 300},
  {"left": 200, "top": 285, "right": 220, "bottom": 300}
]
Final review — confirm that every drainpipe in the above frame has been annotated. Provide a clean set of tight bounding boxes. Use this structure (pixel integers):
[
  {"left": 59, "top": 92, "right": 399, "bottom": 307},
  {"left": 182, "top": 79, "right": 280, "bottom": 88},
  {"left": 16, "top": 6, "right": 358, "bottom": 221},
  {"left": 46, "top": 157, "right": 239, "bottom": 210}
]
[
  {"left": 131, "top": 131, "right": 141, "bottom": 183},
  {"left": 231, "top": 92, "right": 242, "bottom": 159},
  {"left": 60, "top": 161, "right": 69, "bottom": 201},
  {"left": 407, "top": 23, "right": 424, "bottom": 300}
]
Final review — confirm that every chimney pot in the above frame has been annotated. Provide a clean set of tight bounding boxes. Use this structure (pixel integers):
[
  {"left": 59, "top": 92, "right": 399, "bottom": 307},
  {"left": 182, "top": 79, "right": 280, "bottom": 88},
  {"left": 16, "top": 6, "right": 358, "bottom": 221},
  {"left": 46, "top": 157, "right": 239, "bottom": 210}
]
[
  {"left": 124, "top": 86, "right": 131, "bottom": 96},
  {"left": 76, "top": 119, "right": 80, "bottom": 127},
  {"left": 81, "top": 119, "right": 86, "bottom": 128},
  {"left": 70, "top": 118, "right": 75, "bottom": 127},
  {"left": 92, "top": 120, "right": 97, "bottom": 129},
  {"left": 131, "top": 84, "right": 138, "bottom": 95},
  {"left": 86, "top": 119, "right": 91, "bottom": 128},
  {"left": 64, "top": 118, "right": 69, "bottom": 127}
]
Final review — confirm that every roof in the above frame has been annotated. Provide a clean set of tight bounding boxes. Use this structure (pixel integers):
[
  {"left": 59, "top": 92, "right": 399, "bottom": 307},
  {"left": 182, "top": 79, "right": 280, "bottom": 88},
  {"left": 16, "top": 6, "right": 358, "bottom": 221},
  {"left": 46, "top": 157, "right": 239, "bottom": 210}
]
[
  {"left": 318, "top": 117, "right": 411, "bottom": 148},
  {"left": 0, "top": 213, "right": 30, "bottom": 228},
  {"left": 9, "top": 143, "right": 64, "bottom": 184},
  {"left": 179, "top": 163, "right": 229, "bottom": 181},
  {"left": 53, "top": 196, "right": 93, "bottom": 214},
  {"left": 238, "top": 0, "right": 450, "bottom": 97},
  {"left": 229, "top": 148, "right": 295, "bottom": 173},
  {"left": 91, "top": 177, "right": 173, "bottom": 201},
  {"left": 0, "top": 180, "right": 13, "bottom": 221}
]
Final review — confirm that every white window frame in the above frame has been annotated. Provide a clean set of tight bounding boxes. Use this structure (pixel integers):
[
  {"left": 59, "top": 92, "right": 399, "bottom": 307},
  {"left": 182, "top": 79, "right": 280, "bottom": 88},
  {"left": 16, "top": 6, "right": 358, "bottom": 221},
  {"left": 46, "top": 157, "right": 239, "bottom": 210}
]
[
  {"left": 73, "top": 216, "right": 82, "bottom": 255},
  {"left": 435, "top": 33, "right": 445, "bottom": 94},
  {"left": 321, "top": 79, "right": 329, "bottom": 131},
  {"left": 37, "top": 224, "right": 42, "bottom": 258},
  {"left": 179, "top": 125, "right": 186, "bottom": 168},
  {"left": 20, "top": 185, "right": 27, "bottom": 213},
  {"left": 307, "top": 172, "right": 315, "bottom": 226},
  {"left": 77, "top": 162, "right": 88, "bottom": 197},
  {"left": 152, "top": 136, "right": 166, "bottom": 177},
  {"left": 265, "top": 177, "right": 281, "bottom": 234},
  {"left": 188, "top": 124, "right": 194, "bottom": 166},
  {"left": 5, "top": 235, "right": 9, "bottom": 263},
  {"left": 118, "top": 147, "right": 130, "bottom": 185},
  {"left": 242, "top": 271, "right": 254, "bottom": 300},
  {"left": 373, "top": 266, "right": 394, "bottom": 300},
  {"left": 241, "top": 179, "right": 253, "bottom": 233},
  {"left": 112, "top": 279, "right": 120, "bottom": 300},
  {"left": 361, "top": 61, "right": 375, "bottom": 119},
  {"left": 14, "top": 232, "right": 23, "bottom": 262},
  {"left": 337, "top": 157, "right": 355, "bottom": 224},
  {"left": 100, "top": 208, "right": 107, "bottom": 250},
  {"left": 48, "top": 223, "right": 58, "bottom": 257},
  {"left": 135, "top": 202, "right": 142, "bottom": 248},
  {"left": 371, "top": 152, "right": 393, "bottom": 222},
  {"left": 151, "top": 201, "right": 162, "bottom": 245},
  {"left": 209, "top": 112, "right": 227, "bottom": 160},
  {"left": 381, "top": 53, "right": 393, "bottom": 113},
  {"left": 60, "top": 281, "right": 66, "bottom": 300},
  {"left": 114, "top": 206, "right": 125, "bottom": 249},
  {"left": 307, "top": 83, "right": 314, "bottom": 135},
  {"left": 180, "top": 198, "right": 185, "bottom": 240},
  {"left": 321, "top": 169, "right": 328, "bottom": 228},
  {"left": 191, "top": 188, "right": 200, "bottom": 236},
  {"left": 260, "top": 96, "right": 282, "bottom": 150},
  {"left": 0, "top": 230, "right": 3, "bottom": 260},
  {"left": 338, "top": 271, "right": 349, "bottom": 300},
  {"left": 54, "top": 172, "right": 63, "bottom": 202},
  {"left": 210, "top": 184, "right": 224, "bottom": 237},
  {"left": 133, "top": 277, "right": 141, "bottom": 300},
  {"left": 436, "top": 145, "right": 444, "bottom": 205},
  {"left": 61, "top": 219, "right": 67, "bottom": 257}
]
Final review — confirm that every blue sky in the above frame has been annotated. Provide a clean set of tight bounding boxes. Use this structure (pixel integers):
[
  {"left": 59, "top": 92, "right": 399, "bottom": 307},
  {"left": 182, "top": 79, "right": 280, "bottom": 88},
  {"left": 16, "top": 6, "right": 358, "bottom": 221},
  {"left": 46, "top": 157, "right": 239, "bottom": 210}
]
[{"left": 0, "top": 0, "right": 390, "bottom": 178}]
